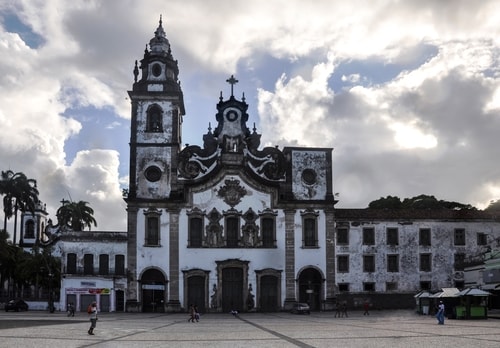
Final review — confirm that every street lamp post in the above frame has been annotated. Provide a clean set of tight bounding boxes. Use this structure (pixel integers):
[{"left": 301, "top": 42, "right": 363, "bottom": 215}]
[{"left": 48, "top": 272, "right": 54, "bottom": 313}]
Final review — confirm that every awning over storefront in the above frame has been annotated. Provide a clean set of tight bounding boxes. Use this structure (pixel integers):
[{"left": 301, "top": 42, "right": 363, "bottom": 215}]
[
  {"left": 414, "top": 291, "right": 432, "bottom": 298},
  {"left": 481, "top": 283, "right": 500, "bottom": 290},
  {"left": 456, "top": 288, "right": 491, "bottom": 296},
  {"left": 429, "top": 287, "right": 460, "bottom": 298}
]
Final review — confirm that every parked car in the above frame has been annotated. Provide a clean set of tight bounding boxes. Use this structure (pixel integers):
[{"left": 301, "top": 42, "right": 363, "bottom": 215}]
[
  {"left": 4, "top": 299, "right": 29, "bottom": 312},
  {"left": 291, "top": 302, "right": 310, "bottom": 314}
]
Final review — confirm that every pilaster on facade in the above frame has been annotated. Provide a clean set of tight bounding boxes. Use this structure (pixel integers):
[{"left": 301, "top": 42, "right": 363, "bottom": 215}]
[
  {"left": 283, "top": 208, "right": 297, "bottom": 309},
  {"left": 126, "top": 206, "right": 139, "bottom": 311},
  {"left": 167, "top": 207, "right": 181, "bottom": 312},
  {"left": 324, "top": 207, "right": 336, "bottom": 309}
]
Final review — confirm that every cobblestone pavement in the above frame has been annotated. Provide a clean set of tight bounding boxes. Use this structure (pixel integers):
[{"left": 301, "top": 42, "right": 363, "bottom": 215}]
[{"left": 0, "top": 310, "right": 499, "bottom": 347}]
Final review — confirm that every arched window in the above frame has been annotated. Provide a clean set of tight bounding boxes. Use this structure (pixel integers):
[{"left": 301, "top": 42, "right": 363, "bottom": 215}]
[
  {"left": 67, "top": 253, "right": 77, "bottom": 274},
  {"left": 146, "top": 216, "right": 159, "bottom": 245},
  {"left": 187, "top": 208, "right": 205, "bottom": 248},
  {"left": 301, "top": 209, "right": 319, "bottom": 248},
  {"left": 115, "top": 255, "right": 125, "bottom": 275},
  {"left": 24, "top": 219, "right": 35, "bottom": 239},
  {"left": 259, "top": 208, "right": 278, "bottom": 248},
  {"left": 144, "top": 208, "right": 162, "bottom": 246},
  {"left": 189, "top": 217, "right": 203, "bottom": 247},
  {"left": 225, "top": 216, "right": 240, "bottom": 247},
  {"left": 147, "top": 104, "right": 163, "bottom": 132},
  {"left": 99, "top": 254, "right": 109, "bottom": 275},
  {"left": 84, "top": 254, "right": 94, "bottom": 275}
]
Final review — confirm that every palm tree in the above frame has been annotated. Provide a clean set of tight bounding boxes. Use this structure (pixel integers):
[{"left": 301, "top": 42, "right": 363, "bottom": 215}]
[
  {"left": 0, "top": 229, "right": 16, "bottom": 298},
  {"left": 56, "top": 200, "right": 97, "bottom": 231},
  {"left": 0, "top": 171, "right": 39, "bottom": 244}
]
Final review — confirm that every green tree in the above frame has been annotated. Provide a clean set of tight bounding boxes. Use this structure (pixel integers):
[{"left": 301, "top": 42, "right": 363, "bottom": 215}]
[
  {"left": 485, "top": 199, "right": 500, "bottom": 211},
  {"left": 368, "top": 194, "right": 476, "bottom": 210},
  {"left": 0, "top": 170, "right": 39, "bottom": 244},
  {"left": 56, "top": 200, "right": 97, "bottom": 231},
  {"left": 368, "top": 195, "right": 403, "bottom": 209},
  {"left": 0, "top": 229, "right": 16, "bottom": 298}
]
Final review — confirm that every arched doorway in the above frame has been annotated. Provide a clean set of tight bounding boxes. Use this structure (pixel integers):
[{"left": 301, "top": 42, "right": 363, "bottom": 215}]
[
  {"left": 297, "top": 268, "right": 322, "bottom": 311},
  {"left": 183, "top": 269, "right": 209, "bottom": 313},
  {"left": 141, "top": 268, "right": 166, "bottom": 313},
  {"left": 260, "top": 275, "right": 278, "bottom": 312},
  {"left": 216, "top": 259, "right": 249, "bottom": 313},
  {"left": 256, "top": 268, "right": 282, "bottom": 312},
  {"left": 222, "top": 268, "right": 243, "bottom": 312}
]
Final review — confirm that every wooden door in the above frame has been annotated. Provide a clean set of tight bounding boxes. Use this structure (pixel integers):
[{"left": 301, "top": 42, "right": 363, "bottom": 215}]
[
  {"left": 260, "top": 275, "right": 278, "bottom": 312},
  {"left": 187, "top": 276, "right": 206, "bottom": 313},
  {"left": 222, "top": 267, "right": 243, "bottom": 312}
]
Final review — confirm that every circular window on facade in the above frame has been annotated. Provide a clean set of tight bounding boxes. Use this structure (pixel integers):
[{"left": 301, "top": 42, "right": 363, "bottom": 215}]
[
  {"left": 226, "top": 110, "right": 238, "bottom": 122},
  {"left": 152, "top": 63, "right": 162, "bottom": 77},
  {"left": 301, "top": 168, "right": 317, "bottom": 185},
  {"left": 145, "top": 166, "right": 162, "bottom": 182}
]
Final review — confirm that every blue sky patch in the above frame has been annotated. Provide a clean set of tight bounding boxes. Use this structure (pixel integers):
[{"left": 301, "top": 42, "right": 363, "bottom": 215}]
[{"left": 1, "top": 12, "right": 44, "bottom": 49}]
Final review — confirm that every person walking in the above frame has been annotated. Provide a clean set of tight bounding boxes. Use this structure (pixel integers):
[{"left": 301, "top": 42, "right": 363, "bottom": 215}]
[
  {"left": 67, "top": 302, "right": 75, "bottom": 317},
  {"left": 334, "top": 302, "right": 341, "bottom": 318},
  {"left": 194, "top": 305, "right": 200, "bottom": 322},
  {"left": 88, "top": 301, "right": 98, "bottom": 335},
  {"left": 341, "top": 302, "right": 348, "bottom": 318},
  {"left": 188, "top": 304, "right": 196, "bottom": 323},
  {"left": 363, "top": 301, "right": 370, "bottom": 316},
  {"left": 436, "top": 301, "right": 445, "bottom": 325}
]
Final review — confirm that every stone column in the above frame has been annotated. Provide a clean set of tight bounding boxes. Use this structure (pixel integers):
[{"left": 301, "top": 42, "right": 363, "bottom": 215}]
[
  {"left": 283, "top": 209, "right": 296, "bottom": 310},
  {"left": 167, "top": 208, "right": 181, "bottom": 312},
  {"left": 324, "top": 207, "right": 336, "bottom": 310}
]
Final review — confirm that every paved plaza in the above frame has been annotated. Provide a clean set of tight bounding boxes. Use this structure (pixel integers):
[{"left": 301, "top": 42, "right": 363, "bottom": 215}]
[{"left": 0, "top": 310, "right": 499, "bottom": 347}]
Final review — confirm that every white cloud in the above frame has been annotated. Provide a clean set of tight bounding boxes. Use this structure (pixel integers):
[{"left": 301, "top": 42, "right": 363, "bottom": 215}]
[{"left": 0, "top": 0, "right": 499, "bottom": 236}]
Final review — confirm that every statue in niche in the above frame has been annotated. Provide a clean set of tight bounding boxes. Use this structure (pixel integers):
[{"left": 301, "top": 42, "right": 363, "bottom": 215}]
[
  {"left": 210, "top": 284, "right": 218, "bottom": 309},
  {"left": 205, "top": 208, "right": 222, "bottom": 247},
  {"left": 247, "top": 284, "right": 255, "bottom": 311},
  {"left": 206, "top": 224, "right": 222, "bottom": 247},
  {"left": 242, "top": 223, "right": 259, "bottom": 247}
]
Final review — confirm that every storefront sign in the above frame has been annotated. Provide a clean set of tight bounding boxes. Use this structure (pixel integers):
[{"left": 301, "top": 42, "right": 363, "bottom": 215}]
[
  {"left": 142, "top": 284, "right": 165, "bottom": 290},
  {"left": 66, "top": 288, "right": 111, "bottom": 294}
]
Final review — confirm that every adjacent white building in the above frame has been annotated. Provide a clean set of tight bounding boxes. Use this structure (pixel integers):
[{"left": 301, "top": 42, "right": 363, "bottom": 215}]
[{"left": 57, "top": 231, "right": 127, "bottom": 313}]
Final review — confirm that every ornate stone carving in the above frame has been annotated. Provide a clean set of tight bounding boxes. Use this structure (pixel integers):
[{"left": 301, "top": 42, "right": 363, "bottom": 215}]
[
  {"left": 205, "top": 208, "right": 222, "bottom": 247},
  {"left": 241, "top": 208, "right": 260, "bottom": 247},
  {"left": 217, "top": 179, "right": 247, "bottom": 207},
  {"left": 245, "top": 146, "right": 286, "bottom": 181},
  {"left": 178, "top": 144, "right": 219, "bottom": 179}
]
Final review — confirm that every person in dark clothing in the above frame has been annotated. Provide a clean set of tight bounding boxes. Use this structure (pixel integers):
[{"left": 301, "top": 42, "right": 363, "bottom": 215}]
[
  {"left": 88, "top": 302, "right": 98, "bottom": 335},
  {"left": 341, "top": 302, "right": 348, "bottom": 318},
  {"left": 363, "top": 301, "right": 370, "bottom": 316}
]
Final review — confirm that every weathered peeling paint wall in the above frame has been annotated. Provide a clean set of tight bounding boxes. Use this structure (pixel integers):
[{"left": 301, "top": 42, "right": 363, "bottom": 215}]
[
  {"left": 136, "top": 101, "right": 174, "bottom": 143},
  {"left": 335, "top": 219, "right": 500, "bottom": 293},
  {"left": 135, "top": 208, "right": 170, "bottom": 272},
  {"left": 58, "top": 233, "right": 127, "bottom": 312},
  {"left": 291, "top": 150, "right": 328, "bottom": 200},
  {"left": 135, "top": 147, "right": 172, "bottom": 198},
  {"left": 294, "top": 209, "right": 327, "bottom": 276}
]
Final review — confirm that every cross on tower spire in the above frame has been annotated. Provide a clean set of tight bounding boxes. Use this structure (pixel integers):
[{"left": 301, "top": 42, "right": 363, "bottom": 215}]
[{"left": 226, "top": 75, "right": 238, "bottom": 97}]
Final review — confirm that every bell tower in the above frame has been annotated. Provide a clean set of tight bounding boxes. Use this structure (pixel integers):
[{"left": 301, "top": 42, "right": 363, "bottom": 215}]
[{"left": 127, "top": 16, "right": 185, "bottom": 201}]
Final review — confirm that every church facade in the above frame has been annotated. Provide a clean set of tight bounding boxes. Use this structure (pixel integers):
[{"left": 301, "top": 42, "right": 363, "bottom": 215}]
[{"left": 125, "top": 19, "right": 336, "bottom": 313}]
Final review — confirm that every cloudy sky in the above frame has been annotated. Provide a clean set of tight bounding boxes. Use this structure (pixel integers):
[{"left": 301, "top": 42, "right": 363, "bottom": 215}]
[{"left": 0, "top": 0, "right": 499, "bottom": 236}]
